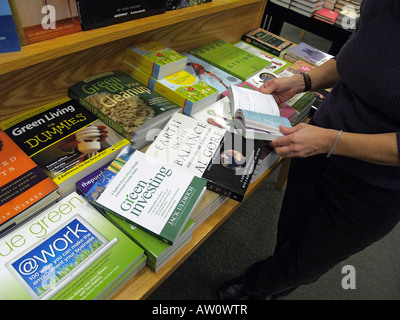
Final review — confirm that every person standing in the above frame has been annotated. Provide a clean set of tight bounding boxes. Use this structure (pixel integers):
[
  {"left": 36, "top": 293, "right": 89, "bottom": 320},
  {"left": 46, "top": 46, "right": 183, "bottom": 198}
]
[{"left": 218, "top": 0, "right": 400, "bottom": 300}]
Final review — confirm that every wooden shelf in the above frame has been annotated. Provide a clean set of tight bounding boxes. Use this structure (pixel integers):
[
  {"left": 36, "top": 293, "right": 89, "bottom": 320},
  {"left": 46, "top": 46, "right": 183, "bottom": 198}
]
[
  {"left": 0, "top": 0, "right": 263, "bottom": 76},
  {"left": 0, "top": 0, "right": 267, "bottom": 122}
]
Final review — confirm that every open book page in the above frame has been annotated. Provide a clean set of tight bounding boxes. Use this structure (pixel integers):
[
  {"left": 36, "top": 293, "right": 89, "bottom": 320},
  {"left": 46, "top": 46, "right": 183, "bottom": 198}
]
[{"left": 229, "top": 85, "right": 280, "bottom": 116}]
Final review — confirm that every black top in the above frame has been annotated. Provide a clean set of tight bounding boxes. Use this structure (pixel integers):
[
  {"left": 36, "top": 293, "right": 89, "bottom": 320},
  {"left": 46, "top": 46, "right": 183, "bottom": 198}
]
[{"left": 313, "top": 0, "right": 400, "bottom": 191}]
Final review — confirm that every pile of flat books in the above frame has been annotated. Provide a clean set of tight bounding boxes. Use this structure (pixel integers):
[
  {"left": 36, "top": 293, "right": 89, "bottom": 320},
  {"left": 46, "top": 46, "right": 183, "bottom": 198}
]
[
  {"left": 289, "top": 0, "right": 325, "bottom": 17},
  {"left": 0, "top": 192, "right": 147, "bottom": 300}
]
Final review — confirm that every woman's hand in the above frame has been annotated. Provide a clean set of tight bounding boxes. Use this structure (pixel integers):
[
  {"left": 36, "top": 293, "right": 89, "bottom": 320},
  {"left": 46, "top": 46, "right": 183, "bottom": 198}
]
[
  {"left": 271, "top": 123, "right": 337, "bottom": 158},
  {"left": 259, "top": 75, "right": 304, "bottom": 104}
]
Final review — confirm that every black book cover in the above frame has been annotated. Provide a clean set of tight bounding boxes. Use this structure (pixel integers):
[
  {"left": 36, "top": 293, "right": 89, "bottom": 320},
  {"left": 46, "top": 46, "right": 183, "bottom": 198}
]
[{"left": 76, "top": 0, "right": 166, "bottom": 30}]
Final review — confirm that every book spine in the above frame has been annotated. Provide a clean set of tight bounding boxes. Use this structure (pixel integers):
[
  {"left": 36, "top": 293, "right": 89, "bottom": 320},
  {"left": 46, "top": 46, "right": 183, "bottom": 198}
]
[
  {"left": 205, "top": 181, "right": 244, "bottom": 202},
  {"left": 241, "top": 35, "right": 281, "bottom": 57}
]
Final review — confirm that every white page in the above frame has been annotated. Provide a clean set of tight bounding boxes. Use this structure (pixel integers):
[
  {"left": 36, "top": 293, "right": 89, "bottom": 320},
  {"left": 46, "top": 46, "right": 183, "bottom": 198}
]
[{"left": 230, "top": 85, "right": 280, "bottom": 116}]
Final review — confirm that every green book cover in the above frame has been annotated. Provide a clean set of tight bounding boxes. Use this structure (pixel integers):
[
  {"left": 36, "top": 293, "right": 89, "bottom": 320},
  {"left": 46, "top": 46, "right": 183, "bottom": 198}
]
[
  {"left": 0, "top": 192, "right": 145, "bottom": 300},
  {"left": 86, "top": 146, "right": 206, "bottom": 245},
  {"left": 233, "top": 40, "right": 291, "bottom": 74},
  {"left": 190, "top": 39, "right": 271, "bottom": 81},
  {"left": 68, "top": 71, "right": 181, "bottom": 148}
]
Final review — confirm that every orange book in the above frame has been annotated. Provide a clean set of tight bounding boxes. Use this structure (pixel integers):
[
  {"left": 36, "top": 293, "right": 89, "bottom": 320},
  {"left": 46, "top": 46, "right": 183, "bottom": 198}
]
[{"left": 0, "top": 129, "right": 59, "bottom": 234}]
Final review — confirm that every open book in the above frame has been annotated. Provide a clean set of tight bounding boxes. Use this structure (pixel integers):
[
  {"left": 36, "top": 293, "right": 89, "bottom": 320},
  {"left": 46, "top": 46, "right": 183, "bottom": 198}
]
[{"left": 229, "top": 85, "right": 291, "bottom": 140}]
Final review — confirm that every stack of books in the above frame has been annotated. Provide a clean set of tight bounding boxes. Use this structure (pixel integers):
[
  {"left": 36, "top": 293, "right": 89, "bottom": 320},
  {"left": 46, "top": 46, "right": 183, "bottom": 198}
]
[
  {"left": 314, "top": 7, "right": 339, "bottom": 24},
  {"left": 76, "top": 157, "right": 203, "bottom": 272},
  {"left": 0, "top": 98, "right": 130, "bottom": 197},
  {"left": 289, "top": 0, "right": 325, "bottom": 17},
  {"left": 84, "top": 145, "right": 207, "bottom": 246},
  {"left": 334, "top": 0, "right": 361, "bottom": 14},
  {"left": 324, "top": 0, "right": 337, "bottom": 10},
  {"left": 0, "top": 192, "right": 147, "bottom": 300},
  {"left": 334, "top": 0, "right": 361, "bottom": 30},
  {"left": 270, "top": 0, "right": 292, "bottom": 8},
  {"left": 0, "top": 129, "right": 59, "bottom": 236},
  {"left": 122, "top": 41, "right": 220, "bottom": 117}
]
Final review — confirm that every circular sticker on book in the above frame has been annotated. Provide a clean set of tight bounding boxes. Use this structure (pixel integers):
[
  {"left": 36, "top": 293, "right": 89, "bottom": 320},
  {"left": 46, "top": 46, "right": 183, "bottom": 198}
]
[{"left": 259, "top": 72, "right": 276, "bottom": 82}]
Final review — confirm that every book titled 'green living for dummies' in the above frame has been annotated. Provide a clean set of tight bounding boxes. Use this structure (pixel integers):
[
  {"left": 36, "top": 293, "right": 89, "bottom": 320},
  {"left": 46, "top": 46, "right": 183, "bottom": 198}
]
[
  {"left": 0, "top": 192, "right": 146, "bottom": 300},
  {"left": 86, "top": 146, "right": 206, "bottom": 245},
  {"left": 190, "top": 39, "right": 271, "bottom": 82}
]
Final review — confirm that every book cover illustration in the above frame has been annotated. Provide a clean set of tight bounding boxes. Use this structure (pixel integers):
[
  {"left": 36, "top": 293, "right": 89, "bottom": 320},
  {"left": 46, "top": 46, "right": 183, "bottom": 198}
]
[
  {"left": 86, "top": 146, "right": 207, "bottom": 245},
  {"left": 191, "top": 96, "right": 237, "bottom": 133},
  {"left": 190, "top": 39, "right": 271, "bottom": 82},
  {"left": 0, "top": 129, "right": 59, "bottom": 235},
  {"left": 146, "top": 113, "right": 263, "bottom": 202},
  {"left": 0, "top": 0, "right": 21, "bottom": 53},
  {"left": 155, "top": 70, "right": 219, "bottom": 116},
  {"left": 0, "top": 192, "right": 146, "bottom": 300},
  {"left": 68, "top": 71, "right": 181, "bottom": 146},
  {"left": 8, "top": 0, "right": 81, "bottom": 45},
  {"left": 125, "top": 41, "right": 187, "bottom": 79},
  {"left": 182, "top": 52, "right": 242, "bottom": 97},
  {"left": 0, "top": 97, "right": 129, "bottom": 196},
  {"left": 76, "top": 0, "right": 165, "bottom": 30}
]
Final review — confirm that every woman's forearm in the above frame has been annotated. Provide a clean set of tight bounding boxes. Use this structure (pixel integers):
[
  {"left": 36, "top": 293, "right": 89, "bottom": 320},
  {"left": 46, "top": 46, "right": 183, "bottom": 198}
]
[
  {"left": 332, "top": 131, "right": 400, "bottom": 166},
  {"left": 290, "top": 58, "right": 340, "bottom": 94}
]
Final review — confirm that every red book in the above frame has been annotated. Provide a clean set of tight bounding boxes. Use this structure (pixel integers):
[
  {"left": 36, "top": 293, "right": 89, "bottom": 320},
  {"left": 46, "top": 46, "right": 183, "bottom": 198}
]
[
  {"left": 0, "top": 129, "right": 59, "bottom": 234},
  {"left": 314, "top": 8, "right": 339, "bottom": 24}
]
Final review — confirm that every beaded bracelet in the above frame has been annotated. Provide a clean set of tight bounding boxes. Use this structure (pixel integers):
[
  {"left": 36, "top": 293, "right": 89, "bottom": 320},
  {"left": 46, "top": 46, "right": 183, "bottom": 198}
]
[
  {"left": 326, "top": 130, "right": 343, "bottom": 158},
  {"left": 301, "top": 72, "right": 312, "bottom": 92}
]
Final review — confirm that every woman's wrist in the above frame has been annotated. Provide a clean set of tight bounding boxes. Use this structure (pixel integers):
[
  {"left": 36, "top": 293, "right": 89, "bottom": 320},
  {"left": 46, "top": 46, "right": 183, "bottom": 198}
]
[{"left": 292, "top": 74, "right": 307, "bottom": 94}]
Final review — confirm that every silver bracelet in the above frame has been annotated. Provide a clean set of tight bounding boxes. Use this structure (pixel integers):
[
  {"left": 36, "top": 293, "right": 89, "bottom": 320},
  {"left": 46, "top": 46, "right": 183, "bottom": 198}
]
[{"left": 326, "top": 130, "right": 343, "bottom": 158}]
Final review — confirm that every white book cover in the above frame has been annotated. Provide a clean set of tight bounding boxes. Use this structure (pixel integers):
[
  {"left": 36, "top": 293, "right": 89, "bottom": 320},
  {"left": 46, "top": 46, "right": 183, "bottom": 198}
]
[{"left": 87, "top": 147, "right": 206, "bottom": 245}]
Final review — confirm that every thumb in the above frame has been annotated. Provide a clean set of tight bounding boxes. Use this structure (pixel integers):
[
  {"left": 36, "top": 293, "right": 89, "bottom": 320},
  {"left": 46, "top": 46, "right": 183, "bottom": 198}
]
[
  {"left": 279, "top": 124, "right": 299, "bottom": 135},
  {"left": 259, "top": 79, "right": 278, "bottom": 94}
]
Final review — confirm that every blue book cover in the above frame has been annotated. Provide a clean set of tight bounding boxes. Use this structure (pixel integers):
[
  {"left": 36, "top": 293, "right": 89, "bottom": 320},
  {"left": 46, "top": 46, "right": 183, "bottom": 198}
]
[{"left": 0, "top": 0, "right": 21, "bottom": 53}]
